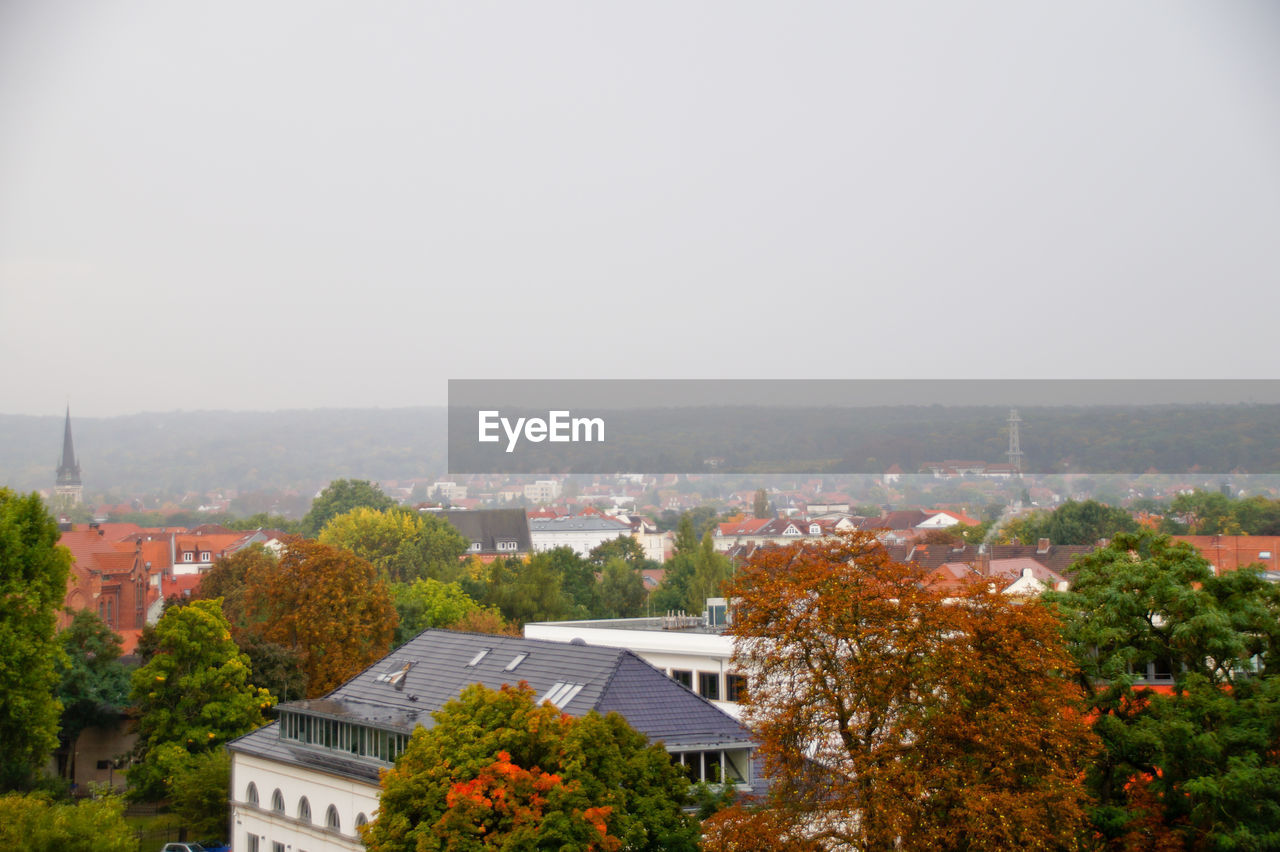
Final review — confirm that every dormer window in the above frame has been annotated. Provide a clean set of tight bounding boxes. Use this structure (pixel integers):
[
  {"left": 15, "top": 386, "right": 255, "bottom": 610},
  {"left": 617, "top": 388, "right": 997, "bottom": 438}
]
[
  {"left": 469, "top": 542, "right": 483, "bottom": 551},
  {"left": 200, "top": 551, "right": 210, "bottom": 561},
  {"left": 809, "top": 524, "right": 820, "bottom": 535},
  {"left": 183, "top": 552, "right": 193, "bottom": 562},
  {"left": 497, "top": 540, "right": 518, "bottom": 551}
]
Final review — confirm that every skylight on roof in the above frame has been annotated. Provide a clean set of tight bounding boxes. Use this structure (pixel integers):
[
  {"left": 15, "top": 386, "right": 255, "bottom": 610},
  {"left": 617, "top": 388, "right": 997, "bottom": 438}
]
[
  {"left": 466, "top": 649, "right": 490, "bottom": 667},
  {"left": 376, "top": 661, "right": 413, "bottom": 686},
  {"left": 541, "top": 682, "right": 584, "bottom": 708},
  {"left": 504, "top": 653, "right": 529, "bottom": 671}
]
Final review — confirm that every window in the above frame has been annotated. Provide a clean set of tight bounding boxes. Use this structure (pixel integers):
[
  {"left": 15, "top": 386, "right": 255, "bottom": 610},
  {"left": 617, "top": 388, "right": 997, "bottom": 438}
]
[
  {"left": 200, "top": 551, "right": 210, "bottom": 561},
  {"left": 272, "top": 843, "right": 285, "bottom": 852},
  {"left": 246, "top": 782, "right": 259, "bottom": 806},
  {"left": 298, "top": 796, "right": 311, "bottom": 822},
  {"left": 699, "top": 672, "right": 721, "bottom": 700},
  {"left": 469, "top": 542, "right": 483, "bottom": 551},
  {"left": 676, "top": 750, "right": 749, "bottom": 785},
  {"left": 671, "top": 669, "right": 692, "bottom": 690},
  {"left": 246, "top": 835, "right": 259, "bottom": 852},
  {"left": 726, "top": 673, "right": 748, "bottom": 702},
  {"left": 183, "top": 552, "right": 193, "bottom": 562},
  {"left": 504, "top": 653, "right": 528, "bottom": 671},
  {"left": 497, "top": 540, "right": 518, "bottom": 551},
  {"left": 271, "top": 789, "right": 284, "bottom": 813},
  {"left": 466, "top": 649, "right": 490, "bottom": 667},
  {"left": 356, "top": 813, "right": 369, "bottom": 829},
  {"left": 1260, "top": 551, "right": 1272, "bottom": 559},
  {"left": 326, "top": 804, "right": 341, "bottom": 831}
]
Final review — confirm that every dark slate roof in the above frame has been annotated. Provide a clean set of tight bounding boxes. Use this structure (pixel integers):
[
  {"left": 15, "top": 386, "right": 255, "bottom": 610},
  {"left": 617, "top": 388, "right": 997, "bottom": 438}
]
[
  {"left": 442, "top": 509, "right": 532, "bottom": 552},
  {"left": 229, "top": 630, "right": 753, "bottom": 780}
]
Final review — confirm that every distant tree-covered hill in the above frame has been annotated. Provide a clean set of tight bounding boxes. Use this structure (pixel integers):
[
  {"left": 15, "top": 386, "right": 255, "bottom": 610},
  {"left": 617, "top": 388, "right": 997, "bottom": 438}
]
[
  {"left": 0, "top": 408, "right": 447, "bottom": 496},
  {"left": 4, "top": 403, "right": 1278, "bottom": 498}
]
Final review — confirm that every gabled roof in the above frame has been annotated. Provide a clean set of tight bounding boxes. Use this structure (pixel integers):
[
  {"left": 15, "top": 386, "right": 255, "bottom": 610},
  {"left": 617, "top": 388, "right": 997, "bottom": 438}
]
[
  {"left": 529, "top": 516, "right": 631, "bottom": 533},
  {"left": 876, "top": 510, "right": 929, "bottom": 531},
  {"left": 716, "top": 518, "right": 770, "bottom": 536},
  {"left": 228, "top": 630, "right": 753, "bottom": 779},
  {"left": 443, "top": 509, "right": 532, "bottom": 552}
]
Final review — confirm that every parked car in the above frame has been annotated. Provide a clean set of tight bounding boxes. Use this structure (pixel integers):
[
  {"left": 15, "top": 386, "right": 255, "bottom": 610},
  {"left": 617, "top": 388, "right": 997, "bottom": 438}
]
[{"left": 161, "top": 844, "right": 209, "bottom": 852}]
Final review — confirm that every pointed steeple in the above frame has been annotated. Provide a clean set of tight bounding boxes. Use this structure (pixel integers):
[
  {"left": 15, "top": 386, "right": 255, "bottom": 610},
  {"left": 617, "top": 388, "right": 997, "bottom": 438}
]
[{"left": 56, "top": 406, "right": 81, "bottom": 487}]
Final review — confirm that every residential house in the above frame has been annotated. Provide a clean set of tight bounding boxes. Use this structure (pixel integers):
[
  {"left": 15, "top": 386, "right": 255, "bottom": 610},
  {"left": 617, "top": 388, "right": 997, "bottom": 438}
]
[
  {"left": 227, "top": 630, "right": 756, "bottom": 852},
  {"left": 528, "top": 514, "right": 633, "bottom": 556},
  {"left": 441, "top": 508, "right": 532, "bottom": 558}
]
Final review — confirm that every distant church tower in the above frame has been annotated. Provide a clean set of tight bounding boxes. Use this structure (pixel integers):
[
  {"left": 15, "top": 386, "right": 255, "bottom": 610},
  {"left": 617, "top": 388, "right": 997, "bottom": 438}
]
[{"left": 55, "top": 406, "right": 83, "bottom": 506}]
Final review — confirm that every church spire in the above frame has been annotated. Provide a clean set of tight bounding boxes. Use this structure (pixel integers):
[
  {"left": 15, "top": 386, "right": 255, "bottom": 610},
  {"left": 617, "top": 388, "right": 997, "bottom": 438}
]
[{"left": 55, "top": 407, "right": 83, "bottom": 506}]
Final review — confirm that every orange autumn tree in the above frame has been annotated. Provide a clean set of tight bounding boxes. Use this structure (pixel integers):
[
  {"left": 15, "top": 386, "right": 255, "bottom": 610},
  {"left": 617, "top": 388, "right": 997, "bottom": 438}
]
[
  {"left": 244, "top": 536, "right": 396, "bottom": 697},
  {"left": 714, "top": 531, "right": 1098, "bottom": 852},
  {"left": 362, "top": 683, "right": 700, "bottom": 852}
]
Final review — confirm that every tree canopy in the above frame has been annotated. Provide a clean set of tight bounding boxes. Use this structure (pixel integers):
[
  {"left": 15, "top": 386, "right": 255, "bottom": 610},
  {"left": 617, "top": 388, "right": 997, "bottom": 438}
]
[
  {"left": 318, "top": 506, "right": 469, "bottom": 582},
  {"left": 0, "top": 791, "right": 137, "bottom": 852},
  {"left": 244, "top": 537, "right": 397, "bottom": 696},
  {"left": 55, "top": 610, "right": 130, "bottom": 781},
  {"left": 0, "top": 488, "right": 71, "bottom": 791},
  {"left": 361, "top": 682, "right": 700, "bottom": 852},
  {"left": 193, "top": 544, "right": 307, "bottom": 701},
  {"left": 128, "top": 599, "right": 273, "bottom": 800},
  {"left": 716, "top": 531, "right": 1097, "bottom": 851},
  {"left": 391, "top": 578, "right": 493, "bottom": 647},
  {"left": 301, "top": 478, "right": 398, "bottom": 536},
  {"left": 1046, "top": 531, "right": 1280, "bottom": 849}
]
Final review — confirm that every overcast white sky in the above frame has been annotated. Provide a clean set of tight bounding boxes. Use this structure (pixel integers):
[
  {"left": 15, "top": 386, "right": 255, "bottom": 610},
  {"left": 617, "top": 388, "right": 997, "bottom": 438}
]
[{"left": 2, "top": 2, "right": 1278, "bottom": 417}]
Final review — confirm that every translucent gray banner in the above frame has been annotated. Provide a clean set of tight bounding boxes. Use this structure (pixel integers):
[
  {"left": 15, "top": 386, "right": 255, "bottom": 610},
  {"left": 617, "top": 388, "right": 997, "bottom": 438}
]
[{"left": 447, "top": 380, "right": 1280, "bottom": 474}]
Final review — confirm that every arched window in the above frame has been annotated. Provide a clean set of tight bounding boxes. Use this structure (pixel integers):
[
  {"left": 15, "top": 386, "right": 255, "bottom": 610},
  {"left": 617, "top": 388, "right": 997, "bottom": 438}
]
[
  {"left": 271, "top": 789, "right": 284, "bottom": 813},
  {"left": 246, "top": 782, "right": 259, "bottom": 806},
  {"left": 297, "top": 796, "right": 311, "bottom": 823},
  {"left": 355, "top": 813, "right": 369, "bottom": 830},
  {"left": 325, "top": 804, "right": 340, "bottom": 831}
]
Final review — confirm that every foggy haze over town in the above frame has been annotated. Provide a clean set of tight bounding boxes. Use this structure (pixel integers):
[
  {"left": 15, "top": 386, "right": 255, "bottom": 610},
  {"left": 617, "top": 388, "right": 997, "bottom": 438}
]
[{"left": 3, "top": 2, "right": 1280, "bottom": 417}]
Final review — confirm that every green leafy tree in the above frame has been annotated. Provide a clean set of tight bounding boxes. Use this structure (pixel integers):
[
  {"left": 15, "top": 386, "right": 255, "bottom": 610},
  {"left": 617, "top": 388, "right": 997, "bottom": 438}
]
[
  {"left": 319, "top": 506, "right": 469, "bottom": 583},
  {"left": 1046, "top": 531, "right": 1280, "bottom": 849},
  {"left": 224, "top": 512, "right": 304, "bottom": 534},
  {"left": 128, "top": 599, "right": 274, "bottom": 800},
  {"left": 686, "top": 531, "right": 732, "bottom": 613},
  {"left": 753, "top": 488, "right": 769, "bottom": 519},
  {"left": 650, "top": 514, "right": 701, "bottom": 615},
  {"left": 361, "top": 682, "right": 699, "bottom": 852},
  {"left": 0, "top": 791, "right": 137, "bottom": 852},
  {"left": 599, "top": 558, "right": 647, "bottom": 618},
  {"left": 301, "top": 478, "right": 397, "bottom": 536},
  {"left": 587, "top": 535, "right": 646, "bottom": 568},
  {"left": 0, "top": 488, "right": 71, "bottom": 790},
  {"left": 168, "top": 748, "right": 232, "bottom": 842},
  {"left": 1168, "top": 489, "right": 1239, "bottom": 535},
  {"left": 475, "top": 555, "right": 571, "bottom": 626},
  {"left": 392, "top": 578, "right": 491, "bottom": 646},
  {"left": 1044, "top": 499, "right": 1137, "bottom": 545},
  {"left": 541, "top": 546, "right": 598, "bottom": 617},
  {"left": 55, "top": 610, "right": 130, "bottom": 782}
]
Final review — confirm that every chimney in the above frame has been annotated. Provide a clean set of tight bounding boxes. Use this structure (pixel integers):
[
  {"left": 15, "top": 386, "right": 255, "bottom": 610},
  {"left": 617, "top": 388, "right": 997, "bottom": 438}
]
[{"left": 1036, "top": 538, "right": 1050, "bottom": 554}]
